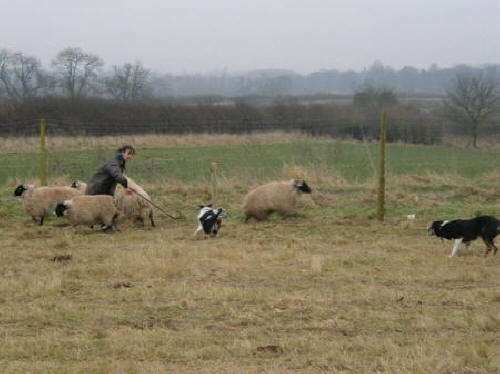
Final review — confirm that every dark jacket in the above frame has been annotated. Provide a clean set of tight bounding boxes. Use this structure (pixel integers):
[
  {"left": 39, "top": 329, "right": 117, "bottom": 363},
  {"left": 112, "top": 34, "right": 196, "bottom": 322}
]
[{"left": 86, "top": 154, "right": 128, "bottom": 196}]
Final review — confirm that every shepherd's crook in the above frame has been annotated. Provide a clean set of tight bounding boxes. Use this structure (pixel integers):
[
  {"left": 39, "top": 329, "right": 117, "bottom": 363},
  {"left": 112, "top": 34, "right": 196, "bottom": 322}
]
[{"left": 129, "top": 189, "right": 184, "bottom": 220}]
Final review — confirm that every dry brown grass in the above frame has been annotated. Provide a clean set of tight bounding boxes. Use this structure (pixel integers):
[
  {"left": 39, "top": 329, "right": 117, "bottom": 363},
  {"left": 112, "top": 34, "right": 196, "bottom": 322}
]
[
  {"left": 1, "top": 168, "right": 499, "bottom": 373},
  {"left": 0, "top": 132, "right": 322, "bottom": 153},
  {"left": 2, "top": 132, "right": 499, "bottom": 154}
]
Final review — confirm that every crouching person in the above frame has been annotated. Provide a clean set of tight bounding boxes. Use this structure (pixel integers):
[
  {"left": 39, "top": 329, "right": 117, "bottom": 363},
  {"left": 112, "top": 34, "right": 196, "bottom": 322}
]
[
  {"left": 85, "top": 145, "right": 136, "bottom": 232},
  {"left": 86, "top": 145, "right": 135, "bottom": 196}
]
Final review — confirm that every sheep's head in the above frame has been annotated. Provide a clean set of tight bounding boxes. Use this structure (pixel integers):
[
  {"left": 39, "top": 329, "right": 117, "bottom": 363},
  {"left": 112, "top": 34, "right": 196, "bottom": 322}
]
[
  {"left": 55, "top": 203, "right": 68, "bottom": 217},
  {"left": 292, "top": 179, "right": 312, "bottom": 194},
  {"left": 71, "top": 180, "right": 87, "bottom": 192},
  {"left": 14, "top": 184, "right": 28, "bottom": 197}
]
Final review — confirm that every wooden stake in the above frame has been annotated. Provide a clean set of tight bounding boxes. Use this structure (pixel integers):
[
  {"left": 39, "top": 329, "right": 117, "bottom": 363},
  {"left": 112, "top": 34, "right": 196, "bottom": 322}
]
[
  {"left": 210, "top": 162, "right": 217, "bottom": 205},
  {"left": 376, "top": 111, "right": 386, "bottom": 221},
  {"left": 40, "top": 118, "right": 47, "bottom": 186}
]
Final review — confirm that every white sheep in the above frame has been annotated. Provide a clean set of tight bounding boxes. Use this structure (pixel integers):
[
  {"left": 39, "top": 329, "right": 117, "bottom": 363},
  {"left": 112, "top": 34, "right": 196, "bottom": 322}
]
[
  {"left": 70, "top": 180, "right": 87, "bottom": 194},
  {"left": 242, "top": 179, "right": 312, "bottom": 222},
  {"left": 113, "top": 177, "right": 155, "bottom": 227},
  {"left": 14, "top": 184, "right": 81, "bottom": 225},
  {"left": 55, "top": 195, "right": 119, "bottom": 234}
]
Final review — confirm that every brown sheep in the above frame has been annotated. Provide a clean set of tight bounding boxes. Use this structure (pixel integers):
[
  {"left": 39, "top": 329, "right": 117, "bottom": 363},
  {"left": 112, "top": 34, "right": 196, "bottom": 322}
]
[{"left": 243, "top": 179, "right": 312, "bottom": 222}]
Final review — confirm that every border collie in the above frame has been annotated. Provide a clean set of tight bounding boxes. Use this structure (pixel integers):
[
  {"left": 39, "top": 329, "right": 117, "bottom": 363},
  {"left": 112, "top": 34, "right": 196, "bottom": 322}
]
[
  {"left": 428, "top": 215, "right": 499, "bottom": 257},
  {"left": 193, "top": 205, "right": 227, "bottom": 237}
]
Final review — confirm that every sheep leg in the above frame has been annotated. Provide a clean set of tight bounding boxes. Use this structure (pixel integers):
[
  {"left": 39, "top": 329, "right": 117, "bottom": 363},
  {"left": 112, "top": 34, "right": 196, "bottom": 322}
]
[
  {"left": 102, "top": 225, "right": 117, "bottom": 233},
  {"left": 39, "top": 216, "right": 45, "bottom": 226},
  {"left": 150, "top": 213, "right": 155, "bottom": 227},
  {"left": 111, "top": 214, "right": 120, "bottom": 232}
]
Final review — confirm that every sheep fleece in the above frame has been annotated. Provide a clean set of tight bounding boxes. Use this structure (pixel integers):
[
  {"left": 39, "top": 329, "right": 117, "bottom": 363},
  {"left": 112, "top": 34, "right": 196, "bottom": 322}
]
[
  {"left": 63, "top": 195, "right": 118, "bottom": 226},
  {"left": 23, "top": 186, "right": 80, "bottom": 218},
  {"left": 113, "top": 178, "right": 153, "bottom": 223},
  {"left": 243, "top": 181, "right": 301, "bottom": 221}
]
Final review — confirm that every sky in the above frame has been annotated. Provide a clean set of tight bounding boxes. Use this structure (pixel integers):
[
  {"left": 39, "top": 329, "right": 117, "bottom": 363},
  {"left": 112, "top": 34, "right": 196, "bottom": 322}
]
[{"left": 1, "top": 0, "right": 498, "bottom": 75}]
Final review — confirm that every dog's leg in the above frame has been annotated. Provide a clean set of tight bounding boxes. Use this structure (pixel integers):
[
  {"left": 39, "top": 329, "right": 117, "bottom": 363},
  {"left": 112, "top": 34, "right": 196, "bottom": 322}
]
[
  {"left": 193, "top": 225, "right": 203, "bottom": 237},
  {"left": 481, "top": 237, "right": 495, "bottom": 256},
  {"left": 484, "top": 244, "right": 491, "bottom": 257},
  {"left": 450, "top": 238, "right": 462, "bottom": 257}
]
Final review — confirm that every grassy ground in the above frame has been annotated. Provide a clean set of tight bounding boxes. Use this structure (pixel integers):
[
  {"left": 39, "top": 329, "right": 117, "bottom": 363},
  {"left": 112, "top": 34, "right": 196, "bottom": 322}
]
[
  {"left": 1, "top": 134, "right": 498, "bottom": 186},
  {"left": 0, "top": 136, "right": 499, "bottom": 373}
]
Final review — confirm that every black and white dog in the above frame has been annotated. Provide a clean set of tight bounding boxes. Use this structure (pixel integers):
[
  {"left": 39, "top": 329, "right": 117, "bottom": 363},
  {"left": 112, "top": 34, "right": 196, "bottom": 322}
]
[
  {"left": 428, "top": 215, "right": 499, "bottom": 257},
  {"left": 193, "top": 205, "right": 227, "bottom": 237}
]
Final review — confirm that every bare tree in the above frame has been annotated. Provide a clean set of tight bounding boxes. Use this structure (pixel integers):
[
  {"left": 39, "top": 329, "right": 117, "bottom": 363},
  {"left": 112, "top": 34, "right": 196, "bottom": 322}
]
[
  {"left": 353, "top": 85, "right": 397, "bottom": 113},
  {"left": 444, "top": 73, "right": 499, "bottom": 148},
  {"left": 52, "top": 47, "right": 103, "bottom": 98},
  {"left": 0, "top": 49, "right": 42, "bottom": 102},
  {"left": 104, "top": 62, "right": 152, "bottom": 102}
]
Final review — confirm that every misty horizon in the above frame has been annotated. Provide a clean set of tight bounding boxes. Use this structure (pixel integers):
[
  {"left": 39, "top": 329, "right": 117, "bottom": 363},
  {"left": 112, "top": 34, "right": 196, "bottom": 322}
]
[{"left": 1, "top": 0, "right": 498, "bottom": 76}]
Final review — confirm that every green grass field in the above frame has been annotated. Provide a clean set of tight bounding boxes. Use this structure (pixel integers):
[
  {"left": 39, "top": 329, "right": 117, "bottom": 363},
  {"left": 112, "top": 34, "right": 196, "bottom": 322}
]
[
  {"left": 0, "top": 137, "right": 499, "bottom": 373},
  {"left": 1, "top": 140, "right": 498, "bottom": 186}
]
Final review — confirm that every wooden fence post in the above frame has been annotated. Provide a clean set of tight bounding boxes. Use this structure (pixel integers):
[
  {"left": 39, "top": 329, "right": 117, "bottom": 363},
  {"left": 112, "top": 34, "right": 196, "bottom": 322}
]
[
  {"left": 210, "top": 162, "right": 217, "bottom": 205},
  {"left": 376, "top": 111, "right": 386, "bottom": 221},
  {"left": 40, "top": 119, "right": 47, "bottom": 186}
]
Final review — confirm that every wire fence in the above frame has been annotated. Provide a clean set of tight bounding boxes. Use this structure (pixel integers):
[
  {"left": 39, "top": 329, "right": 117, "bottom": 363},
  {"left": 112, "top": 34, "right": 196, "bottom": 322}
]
[
  {"left": 0, "top": 115, "right": 444, "bottom": 142},
  {"left": 0, "top": 117, "right": 497, "bottom": 190}
]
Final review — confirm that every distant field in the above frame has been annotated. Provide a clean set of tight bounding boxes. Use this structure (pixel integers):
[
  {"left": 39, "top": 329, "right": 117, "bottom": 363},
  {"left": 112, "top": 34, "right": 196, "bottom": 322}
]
[
  {"left": 0, "top": 137, "right": 499, "bottom": 373},
  {"left": 0, "top": 137, "right": 498, "bottom": 187}
]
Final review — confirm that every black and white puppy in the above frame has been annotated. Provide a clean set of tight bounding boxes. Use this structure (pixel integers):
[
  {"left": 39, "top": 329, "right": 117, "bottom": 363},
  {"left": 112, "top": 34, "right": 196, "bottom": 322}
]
[
  {"left": 428, "top": 215, "right": 499, "bottom": 257},
  {"left": 193, "top": 205, "right": 227, "bottom": 237}
]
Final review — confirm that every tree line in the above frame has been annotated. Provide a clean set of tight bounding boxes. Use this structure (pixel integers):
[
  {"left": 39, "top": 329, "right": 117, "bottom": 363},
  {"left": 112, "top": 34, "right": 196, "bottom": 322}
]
[
  {"left": 1, "top": 47, "right": 500, "bottom": 100},
  {"left": 0, "top": 47, "right": 498, "bottom": 147}
]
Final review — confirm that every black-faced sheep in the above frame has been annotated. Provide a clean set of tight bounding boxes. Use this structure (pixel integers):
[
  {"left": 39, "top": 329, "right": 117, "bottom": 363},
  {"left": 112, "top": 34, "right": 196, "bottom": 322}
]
[
  {"left": 113, "top": 177, "right": 155, "bottom": 227},
  {"left": 55, "top": 195, "right": 119, "bottom": 234},
  {"left": 242, "top": 179, "right": 312, "bottom": 222},
  {"left": 14, "top": 184, "right": 81, "bottom": 225},
  {"left": 70, "top": 180, "right": 87, "bottom": 194}
]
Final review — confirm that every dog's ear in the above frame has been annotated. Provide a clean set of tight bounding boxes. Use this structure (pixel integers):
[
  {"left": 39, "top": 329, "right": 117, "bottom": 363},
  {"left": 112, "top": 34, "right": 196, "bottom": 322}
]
[
  {"left": 199, "top": 205, "right": 205, "bottom": 209},
  {"left": 207, "top": 204, "right": 213, "bottom": 208}
]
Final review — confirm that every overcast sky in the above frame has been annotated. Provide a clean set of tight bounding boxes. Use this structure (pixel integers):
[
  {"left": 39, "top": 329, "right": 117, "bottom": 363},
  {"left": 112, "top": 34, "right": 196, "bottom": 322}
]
[{"left": 1, "top": 0, "right": 498, "bottom": 74}]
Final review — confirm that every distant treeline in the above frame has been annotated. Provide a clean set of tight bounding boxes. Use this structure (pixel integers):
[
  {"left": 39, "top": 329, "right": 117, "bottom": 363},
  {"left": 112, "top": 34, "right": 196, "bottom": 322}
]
[
  {"left": 1, "top": 47, "right": 499, "bottom": 101},
  {"left": 0, "top": 96, "right": 450, "bottom": 145},
  {"left": 165, "top": 63, "right": 500, "bottom": 97}
]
